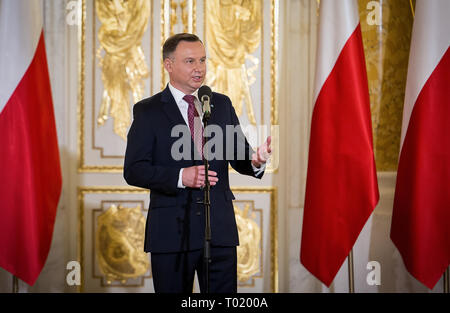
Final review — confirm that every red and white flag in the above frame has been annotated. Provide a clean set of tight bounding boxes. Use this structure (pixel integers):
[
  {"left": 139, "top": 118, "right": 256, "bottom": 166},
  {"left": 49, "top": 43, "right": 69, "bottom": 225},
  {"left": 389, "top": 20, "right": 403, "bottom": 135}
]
[
  {"left": 391, "top": 0, "right": 450, "bottom": 289},
  {"left": 300, "top": 0, "right": 379, "bottom": 286},
  {"left": 0, "top": 0, "right": 62, "bottom": 285}
]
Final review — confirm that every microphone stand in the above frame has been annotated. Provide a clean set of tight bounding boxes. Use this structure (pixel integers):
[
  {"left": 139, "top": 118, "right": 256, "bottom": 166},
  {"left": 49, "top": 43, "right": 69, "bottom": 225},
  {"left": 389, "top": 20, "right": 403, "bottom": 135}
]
[{"left": 202, "top": 109, "right": 211, "bottom": 293}]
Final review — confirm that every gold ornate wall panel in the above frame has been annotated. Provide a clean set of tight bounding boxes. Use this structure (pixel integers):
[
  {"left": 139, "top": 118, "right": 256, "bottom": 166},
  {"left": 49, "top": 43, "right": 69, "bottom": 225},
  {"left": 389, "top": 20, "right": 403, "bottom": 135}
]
[
  {"left": 77, "top": 187, "right": 153, "bottom": 292},
  {"left": 234, "top": 201, "right": 263, "bottom": 285},
  {"left": 79, "top": 0, "right": 154, "bottom": 172},
  {"left": 231, "top": 187, "right": 278, "bottom": 292},
  {"left": 95, "top": 203, "right": 150, "bottom": 285},
  {"left": 78, "top": 187, "right": 278, "bottom": 293},
  {"left": 79, "top": 0, "right": 279, "bottom": 173},
  {"left": 205, "top": 0, "right": 262, "bottom": 126},
  {"left": 358, "top": 0, "right": 415, "bottom": 171},
  {"left": 96, "top": 0, "right": 151, "bottom": 140},
  {"left": 204, "top": 0, "right": 280, "bottom": 173}
]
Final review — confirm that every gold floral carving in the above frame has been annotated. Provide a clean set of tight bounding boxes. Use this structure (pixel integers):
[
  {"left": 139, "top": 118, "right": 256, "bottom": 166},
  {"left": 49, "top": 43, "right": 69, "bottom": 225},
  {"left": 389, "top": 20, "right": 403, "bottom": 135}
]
[
  {"left": 234, "top": 203, "right": 261, "bottom": 282},
  {"left": 205, "top": 0, "right": 262, "bottom": 125},
  {"left": 95, "top": 0, "right": 150, "bottom": 140},
  {"left": 96, "top": 204, "right": 150, "bottom": 284}
]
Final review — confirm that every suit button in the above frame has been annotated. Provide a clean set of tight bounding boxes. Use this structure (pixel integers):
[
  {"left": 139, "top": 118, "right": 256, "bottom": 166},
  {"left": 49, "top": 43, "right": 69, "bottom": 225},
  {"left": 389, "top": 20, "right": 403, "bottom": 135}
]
[{"left": 196, "top": 211, "right": 201, "bottom": 216}]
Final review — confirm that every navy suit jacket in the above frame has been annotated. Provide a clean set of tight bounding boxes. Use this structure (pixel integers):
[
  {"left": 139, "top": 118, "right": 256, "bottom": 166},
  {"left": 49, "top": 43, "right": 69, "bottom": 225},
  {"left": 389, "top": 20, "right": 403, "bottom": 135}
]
[{"left": 124, "top": 86, "right": 263, "bottom": 253}]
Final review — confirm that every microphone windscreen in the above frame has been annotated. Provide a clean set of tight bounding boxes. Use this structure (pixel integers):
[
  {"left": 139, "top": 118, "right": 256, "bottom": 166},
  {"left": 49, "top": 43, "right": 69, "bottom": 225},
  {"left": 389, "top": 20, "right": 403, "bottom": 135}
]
[{"left": 198, "top": 85, "right": 212, "bottom": 100}]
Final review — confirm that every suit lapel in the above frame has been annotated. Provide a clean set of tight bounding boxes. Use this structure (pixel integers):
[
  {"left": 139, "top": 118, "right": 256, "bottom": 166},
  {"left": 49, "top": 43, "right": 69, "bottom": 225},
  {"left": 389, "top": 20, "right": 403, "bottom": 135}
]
[{"left": 161, "top": 86, "right": 187, "bottom": 127}]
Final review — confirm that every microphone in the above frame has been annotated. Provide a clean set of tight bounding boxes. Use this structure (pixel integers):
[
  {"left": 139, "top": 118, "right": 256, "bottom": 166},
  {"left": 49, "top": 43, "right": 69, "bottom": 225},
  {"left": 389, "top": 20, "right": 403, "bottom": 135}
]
[{"left": 198, "top": 85, "right": 212, "bottom": 120}]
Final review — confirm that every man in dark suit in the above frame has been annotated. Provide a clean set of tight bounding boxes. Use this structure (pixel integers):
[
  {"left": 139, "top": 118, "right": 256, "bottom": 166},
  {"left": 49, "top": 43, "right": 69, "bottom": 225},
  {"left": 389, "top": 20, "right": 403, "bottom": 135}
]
[{"left": 124, "top": 33, "right": 271, "bottom": 293}]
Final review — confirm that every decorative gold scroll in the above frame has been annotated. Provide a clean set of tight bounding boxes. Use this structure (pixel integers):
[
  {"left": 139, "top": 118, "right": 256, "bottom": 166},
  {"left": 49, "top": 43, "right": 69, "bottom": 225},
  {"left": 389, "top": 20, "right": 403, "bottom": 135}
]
[
  {"left": 96, "top": 204, "right": 150, "bottom": 284},
  {"left": 231, "top": 187, "right": 278, "bottom": 292},
  {"left": 234, "top": 203, "right": 261, "bottom": 282},
  {"left": 95, "top": 0, "right": 150, "bottom": 140},
  {"left": 205, "top": 0, "right": 262, "bottom": 125}
]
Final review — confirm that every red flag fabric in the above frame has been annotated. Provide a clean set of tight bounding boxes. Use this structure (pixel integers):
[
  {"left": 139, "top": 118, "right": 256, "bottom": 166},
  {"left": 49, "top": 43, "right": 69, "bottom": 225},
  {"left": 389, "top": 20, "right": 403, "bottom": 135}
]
[
  {"left": 391, "top": 0, "right": 450, "bottom": 289},
  {"left": 300, "top": 0, "right": 379, "bottom": 286},
  {"left": 0, "top": 0, "right": 62, "bottom": 286}
]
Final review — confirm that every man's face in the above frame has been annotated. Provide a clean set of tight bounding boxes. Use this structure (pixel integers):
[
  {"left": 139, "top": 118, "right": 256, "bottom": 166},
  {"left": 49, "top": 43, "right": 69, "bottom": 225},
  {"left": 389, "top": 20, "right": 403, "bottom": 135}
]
[{"left": 164, "top": 40, "right": 206, "bottom": 94}]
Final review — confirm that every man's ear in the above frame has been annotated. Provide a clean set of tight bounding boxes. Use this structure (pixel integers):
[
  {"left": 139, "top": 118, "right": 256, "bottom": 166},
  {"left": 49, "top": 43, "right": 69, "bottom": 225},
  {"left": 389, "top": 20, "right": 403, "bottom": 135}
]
[{"left": 163, "top": 58, "right": 172, "bottom": 73}]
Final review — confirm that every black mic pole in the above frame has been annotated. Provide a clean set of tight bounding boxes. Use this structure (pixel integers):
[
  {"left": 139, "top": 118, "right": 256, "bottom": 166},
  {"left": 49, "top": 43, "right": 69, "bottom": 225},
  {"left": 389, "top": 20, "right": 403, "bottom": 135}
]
[
  {"left": 202, "top": 108, "right": 211, "bottom": 293},
  {"left": 199, "top": 86, "right": 213, "bottom": 293}
]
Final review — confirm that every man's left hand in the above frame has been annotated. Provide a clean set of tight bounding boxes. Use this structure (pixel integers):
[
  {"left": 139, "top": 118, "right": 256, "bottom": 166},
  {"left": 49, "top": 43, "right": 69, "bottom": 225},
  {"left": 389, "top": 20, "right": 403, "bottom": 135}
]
[{"left": 251, "top": 136, "right": 272, "bottom": 168}]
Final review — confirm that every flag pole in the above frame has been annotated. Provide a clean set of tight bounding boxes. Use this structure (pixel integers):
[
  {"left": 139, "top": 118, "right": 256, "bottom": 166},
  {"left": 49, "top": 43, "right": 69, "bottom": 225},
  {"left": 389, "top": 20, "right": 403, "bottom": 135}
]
[
  {"left": 12, "top": 275, "right": 19, "bottom": 293},
  {"left": 444, "top": 267, "right": 449, "bottom": 293},
  {"left": 348, "top": 249, "right": 355, "bottom": 293}
]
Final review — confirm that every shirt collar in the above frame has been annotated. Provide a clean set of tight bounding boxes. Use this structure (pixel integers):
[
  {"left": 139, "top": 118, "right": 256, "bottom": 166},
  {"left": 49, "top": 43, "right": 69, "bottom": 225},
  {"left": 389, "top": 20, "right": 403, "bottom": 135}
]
[{"left": 168, "top": 83, "right": 199, "bottom": 107}]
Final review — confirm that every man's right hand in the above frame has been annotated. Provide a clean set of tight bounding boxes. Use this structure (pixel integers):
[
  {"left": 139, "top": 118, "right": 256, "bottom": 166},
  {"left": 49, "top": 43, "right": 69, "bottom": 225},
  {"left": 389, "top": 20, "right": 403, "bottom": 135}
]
[{"left": 182, "top": 165, "right": 219, "bottom": 188}]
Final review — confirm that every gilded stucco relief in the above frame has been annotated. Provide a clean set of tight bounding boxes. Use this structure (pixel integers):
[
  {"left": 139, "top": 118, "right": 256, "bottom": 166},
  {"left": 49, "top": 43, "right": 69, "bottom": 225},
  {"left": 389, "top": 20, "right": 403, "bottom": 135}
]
[{"left": 95, "top": 0, "right": 150, "bottom": 140}]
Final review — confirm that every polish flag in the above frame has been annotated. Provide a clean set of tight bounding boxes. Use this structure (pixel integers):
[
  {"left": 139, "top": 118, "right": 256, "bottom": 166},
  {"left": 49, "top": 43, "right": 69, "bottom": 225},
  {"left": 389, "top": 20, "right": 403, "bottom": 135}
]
[
  {"left": 300, "top": 0, "right": 379, "bottom": 286},
  {"left": 391, "top": 0, "right": 450, "bottom": 289},
  {"left": 0, "top": 0, "right": 62, "bottom": 285}
]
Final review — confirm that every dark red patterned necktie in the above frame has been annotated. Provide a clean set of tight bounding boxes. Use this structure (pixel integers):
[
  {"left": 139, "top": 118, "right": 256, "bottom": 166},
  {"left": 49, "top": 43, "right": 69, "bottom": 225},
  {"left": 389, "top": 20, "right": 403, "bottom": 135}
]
[{"left": 183, "top": 95, "right": 203, "bottom": 158}]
